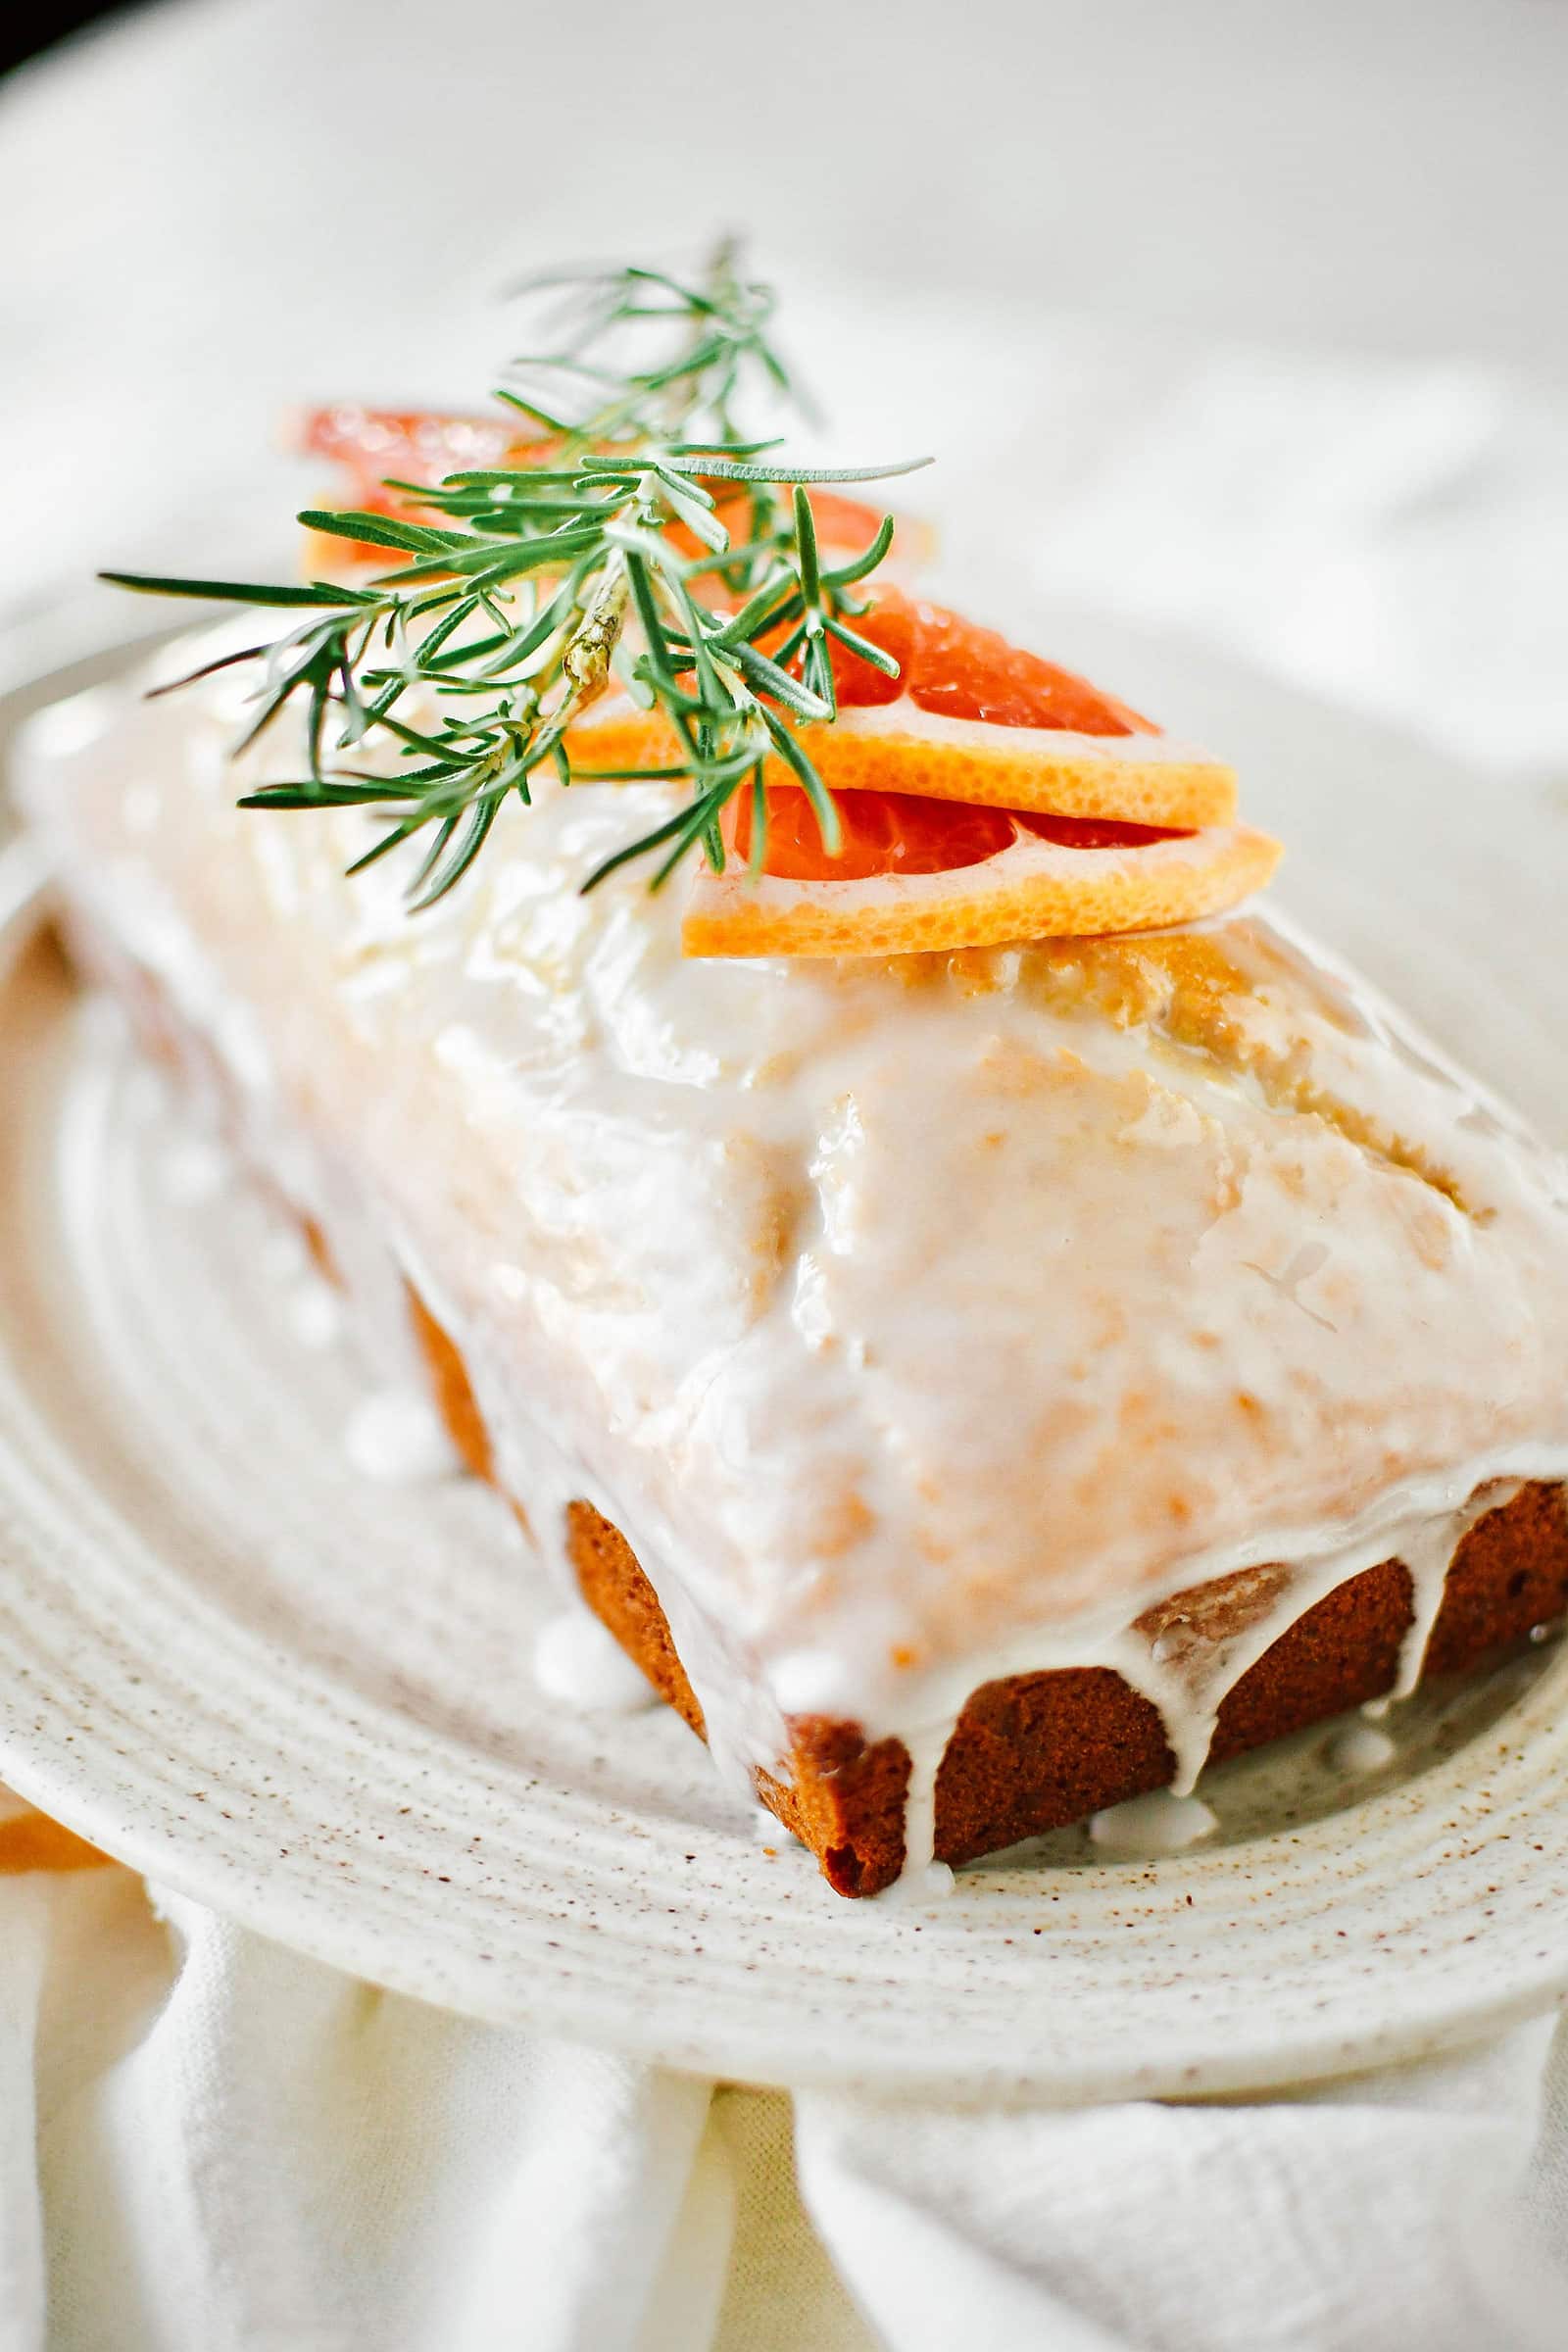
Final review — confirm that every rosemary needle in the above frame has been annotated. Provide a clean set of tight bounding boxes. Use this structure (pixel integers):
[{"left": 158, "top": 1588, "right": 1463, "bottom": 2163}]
[{"left": 103, "top": 247, "right": 929, "bottom": 912}]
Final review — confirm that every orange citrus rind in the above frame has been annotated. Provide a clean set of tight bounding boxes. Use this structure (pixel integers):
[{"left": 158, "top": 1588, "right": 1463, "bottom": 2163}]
[
  {"left": 681, "top": 822, "right": 1282, "bottom": 960},
  {"left": 567, "top": 694, "right": 1237, "bottom": 831}
]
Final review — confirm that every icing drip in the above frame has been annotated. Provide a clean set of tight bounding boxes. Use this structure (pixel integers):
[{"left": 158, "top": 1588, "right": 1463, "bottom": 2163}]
[
  {"left": 876, "top": 1860, "right": 957, "bottom": 1906},
  {"left": 286, "top": 1275, "right": 343, "bottom": 1350},
  {"left": 1326, "top": 1722, "right": 1397, "bottom": 1776},
  {"left": 1089, "top": 1789, "right": 1218, "bottom": 1857},
  {"left": 897, "top": 1723, "right": 953, "bottom": 1882},
  {"left": 531, "top": 1608, "right": 657, "bottom": 1713},
  {"left": 896, "top": 1469, "right": 1555, "bottom": 1863},
  {"left": 342, "top": 1390, "right": 459, "bottom": 1484},
  {"left": 161, "top": 1133, "right": 229, "bottom": 1204},
  {"left": 1392, "top": 1481, "right": 1522, "bottom": 1700},
  {"left": 261, "top": 1227, "right": 308, "bottom": 1282}
]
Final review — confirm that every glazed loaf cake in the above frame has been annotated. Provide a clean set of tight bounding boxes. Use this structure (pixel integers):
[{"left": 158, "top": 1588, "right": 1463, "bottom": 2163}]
[{"left": 18, "top": 620, "right": 1568, "bottom": 1893}]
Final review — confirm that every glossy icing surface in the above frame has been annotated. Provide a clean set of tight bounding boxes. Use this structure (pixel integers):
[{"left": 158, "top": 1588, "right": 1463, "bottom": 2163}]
[{"left": 18, "top": 620, "right": 1568, "bottom": 1838}]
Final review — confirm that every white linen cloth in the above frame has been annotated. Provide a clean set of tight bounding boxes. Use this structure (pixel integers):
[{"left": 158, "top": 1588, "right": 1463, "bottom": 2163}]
[
  {"left": 7, "top": 2, "right": 1568, "bottom": 2345},
  {"left": 4, "top": 1818, "right": 1568, "bottom": 2352}
]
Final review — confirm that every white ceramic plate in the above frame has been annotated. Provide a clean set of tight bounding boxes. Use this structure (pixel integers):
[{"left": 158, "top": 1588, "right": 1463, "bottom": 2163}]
[{"left": 3, "top": 619, "right": 1568, "bottom": 2104}]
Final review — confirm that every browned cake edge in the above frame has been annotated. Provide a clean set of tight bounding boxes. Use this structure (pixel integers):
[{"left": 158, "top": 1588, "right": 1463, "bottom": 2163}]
[
  {"left": 410, "top": 1298, "right": 1568, "bottom": 1899},
  {"left": 68, "top": 931, "right": 1568, "bottom": 1900}
]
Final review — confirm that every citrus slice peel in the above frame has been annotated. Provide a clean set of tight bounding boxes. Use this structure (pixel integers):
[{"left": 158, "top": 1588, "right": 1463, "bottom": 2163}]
[
  {"left": 568, "top": 585, "right": 1238, "bottom": 833},
  {"left": 682, "top": 813, "right": 1282, "bottom": 960},
  {"left": 570, "top": 695, "right": 1237, "bottom": 832}
]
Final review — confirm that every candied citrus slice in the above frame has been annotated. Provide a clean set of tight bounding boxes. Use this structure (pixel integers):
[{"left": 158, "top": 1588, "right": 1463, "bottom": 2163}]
[
  {"left": 723, "top": 784, "right": 1190, "bottom": 878},
  {"left": 295, "top": 406, "right": 544, "bottom": 570},
  {"left": 681, "top": 784, "right": 1280, "bottom": 959},
  {"left": 295, "top": 406, "right": 927, "bottom": 572},
  {"left": 570, "top": 586, "right": 1236, "bottom": 832},
  {"left": 298, "top": 405, "right": 525, "bottom": 491}
]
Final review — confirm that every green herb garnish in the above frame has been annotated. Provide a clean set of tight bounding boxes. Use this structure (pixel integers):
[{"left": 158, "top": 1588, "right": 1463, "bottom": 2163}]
[{"left": 103, "top": 245, "right": 929, "bottom": 910}]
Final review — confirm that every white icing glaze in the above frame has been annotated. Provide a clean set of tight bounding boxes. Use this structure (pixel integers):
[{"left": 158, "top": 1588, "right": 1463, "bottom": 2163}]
[
  {"left": 531, "top": 1607, "right": 658, "bottom": 1714},
  {"left": 342, "top": 1390, "right": 460, "bottom": 1484},
  {"left": 1373, "top": 1477, "right": 1522, "bottom": 1715},
  {"left": 875, "top": 1859, "right": 958, "bottom": 1906},
  {"left": 896, "top": 1724, "right": 953, "bottom": 1881},
  {"left": 287, "top": 1274, "right": 344, "bottom": 1350},
  {"left": 261, "top": 1225, "right": 309, "bottom": 1282},
  {"left": 125, "top": 1064, "right": 171, "bottom": 1124},
  {"left": 1089, "top": 1789, "right": 1219, "bottom": 1856},
  {"left": 1326, "top": 1722, "right": 1397, "bottom": 1776},
  {"left": 161, "top": 1132, "right": 230, "bottom": 1204},
  {"left": 18, "top": 616, "right": 1568, "bottom": 1878}
]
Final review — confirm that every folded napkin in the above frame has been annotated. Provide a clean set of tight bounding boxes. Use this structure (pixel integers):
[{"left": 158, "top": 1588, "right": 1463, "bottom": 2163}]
[
  {"left": 0, "top": 1824, "right": 842, "bottom": 2352},
  {"left": 2, "top": 1803, "right": 1566, "bottom": 2352},
  {"left": 797, "top": 2038, "right": 1568, "bottom": 2352}
]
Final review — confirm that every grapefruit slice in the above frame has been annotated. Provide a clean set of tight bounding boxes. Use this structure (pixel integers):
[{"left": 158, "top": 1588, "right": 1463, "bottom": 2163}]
[
  {"left": 681, "top": 784, "right": 1281, "bottom": 959},
  {"left": 296, "top": 406, "right": 544, "bottom": 570},
  {"left": 298, "top": 405, "right": 524, "bottom": 492},
  {"left": 294, "top": 406, "right": 924, "bottom": 572},
  {"left": 570, "top": 586, "right": 1236, "bottom": 833}
]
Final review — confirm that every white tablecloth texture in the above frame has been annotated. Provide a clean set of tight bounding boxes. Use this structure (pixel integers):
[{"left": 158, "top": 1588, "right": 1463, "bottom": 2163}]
[
  {"left": 3, "top": 1805, "right": 1568, "bottom": 2352},
  {"left": 7, "top": 2, "right": 1568, "bottom": 2345}
]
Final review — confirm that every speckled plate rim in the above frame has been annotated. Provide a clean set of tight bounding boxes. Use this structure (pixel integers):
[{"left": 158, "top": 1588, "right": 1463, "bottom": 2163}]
[{"left": 4, "top": 633, "right": 1568, "bottom": 2106}]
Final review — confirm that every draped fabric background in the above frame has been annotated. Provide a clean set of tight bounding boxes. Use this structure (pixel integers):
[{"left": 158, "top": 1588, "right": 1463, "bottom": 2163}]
[
  {"left": 3, "top": 1799, "right": 1568, "bottom": 2351},
  {"left": 4, "top": 4, "right": 1568, "bottom": 2345}
]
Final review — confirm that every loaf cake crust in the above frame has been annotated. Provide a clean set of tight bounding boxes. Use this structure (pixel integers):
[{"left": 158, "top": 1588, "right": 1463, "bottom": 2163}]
[
  {"left": 85, "top": 917, "right": 1568, "bottom": 1896},
  {"left": 413, "top": 1294, "right": 1568, "bottom": 1895},
  {"left": 19, "top": 620, "right": 1568, "bottom": 1894},
  {"left": 573, "top": 1485, "right": 1568, "bottom": 1892}
]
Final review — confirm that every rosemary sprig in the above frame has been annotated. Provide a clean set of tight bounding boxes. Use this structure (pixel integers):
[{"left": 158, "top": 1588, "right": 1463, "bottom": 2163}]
[{"left": 102, "top": 251, "right": 929, "bottom": 911}]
